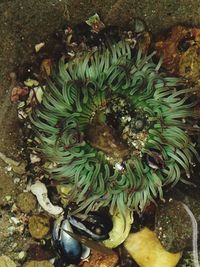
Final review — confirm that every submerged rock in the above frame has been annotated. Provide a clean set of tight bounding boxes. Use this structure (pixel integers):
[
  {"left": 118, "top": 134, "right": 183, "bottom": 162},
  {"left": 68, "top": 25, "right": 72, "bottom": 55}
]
[{"left": 155, "top": 198, "right": 198, "bottom": 252}]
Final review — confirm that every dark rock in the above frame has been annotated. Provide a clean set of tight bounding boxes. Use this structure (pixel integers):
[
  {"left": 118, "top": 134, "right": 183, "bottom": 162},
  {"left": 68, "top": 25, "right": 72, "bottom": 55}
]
[
  {"left": 155, "top": 196, "right": 200, "bottom": 253},
  {"left": 26, "top": 243, "right": 55, "bottom": 261}
]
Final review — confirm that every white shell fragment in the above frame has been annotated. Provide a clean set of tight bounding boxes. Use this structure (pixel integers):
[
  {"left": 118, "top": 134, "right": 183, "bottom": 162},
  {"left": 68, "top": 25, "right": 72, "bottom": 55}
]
[
  {"left": 30, "top": 153, "right": 41, "bottom": 164},
  {"left": 30, "top": 181, "right": 63, "bottom": 216},
  {"left": 35, "top": 42, "right": 45, "bottom": 52}
]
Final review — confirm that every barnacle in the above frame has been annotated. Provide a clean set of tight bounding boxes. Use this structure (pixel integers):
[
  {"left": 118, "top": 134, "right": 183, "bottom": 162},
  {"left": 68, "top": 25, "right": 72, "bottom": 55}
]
[{"left": 30, "top": 41, "right": 199, "bottom": 218}]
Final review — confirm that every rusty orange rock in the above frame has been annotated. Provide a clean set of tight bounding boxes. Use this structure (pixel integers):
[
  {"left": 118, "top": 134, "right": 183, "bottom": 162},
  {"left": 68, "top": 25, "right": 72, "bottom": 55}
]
[{"left": 155, "top": 25, "right": 200, "bottom": 78}]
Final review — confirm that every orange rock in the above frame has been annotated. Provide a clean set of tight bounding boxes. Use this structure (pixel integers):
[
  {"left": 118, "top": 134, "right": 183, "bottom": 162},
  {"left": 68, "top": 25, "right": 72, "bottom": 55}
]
[
  {"left": 83, "top": 249, "right": 118, "bottom": 267},
  {"left": 155, "top": 25, "right": 200, "bottom": 84},
  {"left": 155, "top": 25, "right": 189, "bottom": 74},
  {"left": 11, "top": 85, "right": 29, "bottom": 102}
]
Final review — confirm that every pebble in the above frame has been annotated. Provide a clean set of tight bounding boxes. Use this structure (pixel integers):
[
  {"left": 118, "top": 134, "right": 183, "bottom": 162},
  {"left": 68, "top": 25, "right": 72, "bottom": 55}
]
[
  {"left": 16, "top": 192, "right": 37, "bottom": 213},
  {"left": 18, "top": 251, "right": 26, "bottom": 260},
  {"left": 10, "top": 216, "right": 20, "bottom": 225},
  {"left": 5, "top": 195, "right": 12, "bottom": 201},
  {"left": 0, "top": 255, "right": 16, "bottom": 267},
  {"left": 28, "top": 214, "right": 50, "bottom": 239}
]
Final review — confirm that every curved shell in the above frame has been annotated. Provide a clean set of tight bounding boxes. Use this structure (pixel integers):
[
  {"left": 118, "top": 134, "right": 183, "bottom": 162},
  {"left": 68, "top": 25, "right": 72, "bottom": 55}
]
[
  {"left": 52, "top": 217, "right": 82, "bottom": 264},
  {"left": 68, "top": 212, "right": 113, "bottom": 241}
]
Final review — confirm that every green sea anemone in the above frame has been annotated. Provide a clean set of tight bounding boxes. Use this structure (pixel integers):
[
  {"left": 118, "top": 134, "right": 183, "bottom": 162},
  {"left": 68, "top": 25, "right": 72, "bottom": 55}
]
[{"left": 30, "top": 41, "right": 199, "bottom": 217}]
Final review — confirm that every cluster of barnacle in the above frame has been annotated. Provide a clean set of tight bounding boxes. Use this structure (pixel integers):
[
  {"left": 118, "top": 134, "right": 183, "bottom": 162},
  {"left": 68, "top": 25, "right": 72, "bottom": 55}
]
[{"left": 105, "top": 96, "right": 149, "bottom": 152}]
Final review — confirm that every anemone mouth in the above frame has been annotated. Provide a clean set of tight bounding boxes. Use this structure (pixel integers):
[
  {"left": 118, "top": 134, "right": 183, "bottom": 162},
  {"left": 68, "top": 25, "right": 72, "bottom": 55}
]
[
  {"left": 85, "top": 95, "right": 150, "bottom": 165},
  {"left": 30, "top": 40, "right": 199, "bottom": 216}
]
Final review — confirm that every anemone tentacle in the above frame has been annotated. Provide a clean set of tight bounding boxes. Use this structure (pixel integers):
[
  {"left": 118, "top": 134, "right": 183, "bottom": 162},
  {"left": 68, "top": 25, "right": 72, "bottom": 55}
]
[{"left": 30, "top": 40, "right": 199, "bottom": 216}]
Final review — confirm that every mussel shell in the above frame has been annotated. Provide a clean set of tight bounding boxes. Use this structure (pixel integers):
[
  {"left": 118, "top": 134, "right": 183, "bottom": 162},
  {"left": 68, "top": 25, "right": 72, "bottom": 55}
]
[
  {"left": 143, "top": 149, "right": 164, "bottom": 170},
  {"left": 68, "top": 212, "right": 113, "bottom": 241},
  {"left": 52, "top": 217, "right": 82, "bottom": 264},
  {"left": 81, "top": 244, "right": 91, "bottom": 260}
]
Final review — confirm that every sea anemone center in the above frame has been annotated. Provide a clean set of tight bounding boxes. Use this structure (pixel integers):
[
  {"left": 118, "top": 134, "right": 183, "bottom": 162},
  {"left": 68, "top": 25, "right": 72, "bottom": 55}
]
[{"left": 85, "top": 95, "right": 150, "bottom": 166}]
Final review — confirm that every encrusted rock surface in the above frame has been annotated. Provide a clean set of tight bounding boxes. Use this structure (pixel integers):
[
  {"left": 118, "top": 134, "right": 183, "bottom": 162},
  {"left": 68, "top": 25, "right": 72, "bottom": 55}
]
[
  {"left": 16, "top": 192, "right": 37, "bottom": 213},
  {"left": 155, "top": 199, "right": 193, "bottom": 253},
  {"left": 155, "top": 189, "right": 200, "bottom": 253},
  {"left": 28, "top": 214, "right": 50, "bottom": 240}
]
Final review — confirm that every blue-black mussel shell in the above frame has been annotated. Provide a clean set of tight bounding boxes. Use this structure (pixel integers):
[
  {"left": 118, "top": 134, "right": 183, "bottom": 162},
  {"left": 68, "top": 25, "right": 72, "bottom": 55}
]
[{"left": 68, "top": 211, "right": 113, "bottom": 241}]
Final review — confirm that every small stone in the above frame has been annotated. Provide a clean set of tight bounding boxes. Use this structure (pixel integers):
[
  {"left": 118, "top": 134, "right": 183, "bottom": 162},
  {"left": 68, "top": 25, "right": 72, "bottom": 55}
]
[
  {"left": 5, "top": 195, "right": 12, "bottom": 201},
  {"left": 23, "top": 260, "right": 53, "bottom": 267},
  {"left": 12, "top": 243, "right": 18, "bottom": 249},
  {"left": 10, "top": 216, "right": 20, "bottom": 225},
  {"left": 28, "top": 214, "right": 50, "bottom": 239},
  {"left": 8, "top": 226, "right": 16, "bottom": 235},
  {"left": 30, "top": 153, "right": 41, "bottom": 164},
  {"left": 14, "top": 177, "right": 20, "bottom": 184},
  {"left": 0, "top": 255, "right": 16, "bottom": 267},
  {"left": 16, "top": 192, "right": 37, "bottom": 213},
  {"left": 18, "top": 251, "right": 26, "bottom": 260}
]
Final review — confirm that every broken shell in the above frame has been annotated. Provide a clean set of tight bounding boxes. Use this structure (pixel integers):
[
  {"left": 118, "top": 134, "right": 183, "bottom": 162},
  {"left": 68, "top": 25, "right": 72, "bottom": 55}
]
[
  {"left": 35, "top": 42, "right": 45, "bottom": 52},
  {"left": 30, "top": 153, "right": 41, "bottom": 164},
  {"left": 40, "top": 58, "right": 52, "bottom": 77},
  {"left": 27, "top": 86, "right": 44, "bottom": 104},
  {"left": 52, "top": 216, "right": 91, "bottom": 265},
  {"left": 24, "top": 78, "right": 39, "bottom": 87},
  {"left": 103, "top": 209, "right": 133, "bottom": 248},
  {"left": 52, "top": 217, "right": 82, "bottom": 264},
  {"left": 85, "top": 13, "right": 105, "bottom": 33},
  {"left": 30, "top": 181, "right": 63, "bottom": 216}
]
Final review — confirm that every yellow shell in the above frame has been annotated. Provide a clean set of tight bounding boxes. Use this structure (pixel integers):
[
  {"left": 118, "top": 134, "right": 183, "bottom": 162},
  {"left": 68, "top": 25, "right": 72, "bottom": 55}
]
[
  {"left": 103, "top": 209, "right": 133, "bottom": 248},
  {"left": 124, "top": 227, "right": 182, "bottom": 267}
]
